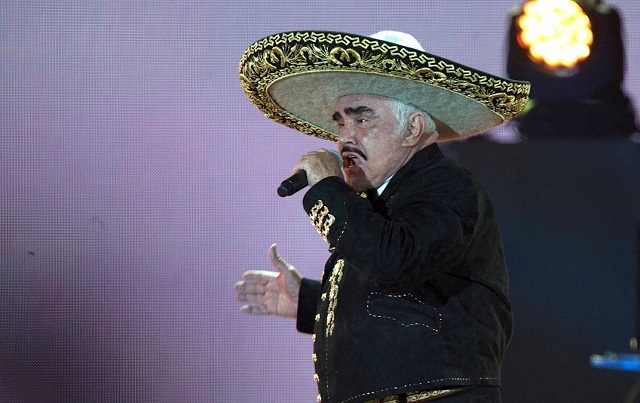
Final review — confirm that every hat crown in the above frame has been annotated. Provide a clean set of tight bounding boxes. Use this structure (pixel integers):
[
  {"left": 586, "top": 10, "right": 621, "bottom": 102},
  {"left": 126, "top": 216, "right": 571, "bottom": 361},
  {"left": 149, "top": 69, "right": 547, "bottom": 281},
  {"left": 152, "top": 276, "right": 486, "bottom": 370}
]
[{"left": 369, "top": 30, "right": 424, "bottom": 51}]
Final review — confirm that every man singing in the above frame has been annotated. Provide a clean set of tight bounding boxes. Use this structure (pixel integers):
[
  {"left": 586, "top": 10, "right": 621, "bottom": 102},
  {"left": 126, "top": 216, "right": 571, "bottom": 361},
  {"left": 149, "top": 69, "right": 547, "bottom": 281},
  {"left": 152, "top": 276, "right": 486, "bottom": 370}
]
[{"left": 235, "top": 30, "right": 530, "bottom": 402}]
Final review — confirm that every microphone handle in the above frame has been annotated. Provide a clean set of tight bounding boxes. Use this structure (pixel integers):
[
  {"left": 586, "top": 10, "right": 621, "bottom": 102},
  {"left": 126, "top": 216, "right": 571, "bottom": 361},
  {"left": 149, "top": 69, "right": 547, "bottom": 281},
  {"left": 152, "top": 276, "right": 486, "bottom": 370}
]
[{"left": 277, "top": 170, "right": 307, "bottom": 197}]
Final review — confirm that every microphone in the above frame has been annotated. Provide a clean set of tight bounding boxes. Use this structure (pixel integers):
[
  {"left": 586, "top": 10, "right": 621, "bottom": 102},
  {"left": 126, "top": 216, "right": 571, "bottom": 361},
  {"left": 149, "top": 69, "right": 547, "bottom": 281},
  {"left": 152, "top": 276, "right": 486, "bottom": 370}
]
[
  {"left": 277, "top": 170, "right": 308, "bottom": 197},
  {"left": 277, "top": 150, "right": 342, "bottom": 197}
]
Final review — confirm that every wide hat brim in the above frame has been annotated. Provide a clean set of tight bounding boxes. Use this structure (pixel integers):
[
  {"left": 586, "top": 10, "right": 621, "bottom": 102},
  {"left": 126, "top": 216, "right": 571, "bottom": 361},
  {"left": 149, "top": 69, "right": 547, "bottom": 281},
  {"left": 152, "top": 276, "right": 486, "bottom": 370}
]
[{"left": 239, "top": 31, "right": 531, "bottom": 142}]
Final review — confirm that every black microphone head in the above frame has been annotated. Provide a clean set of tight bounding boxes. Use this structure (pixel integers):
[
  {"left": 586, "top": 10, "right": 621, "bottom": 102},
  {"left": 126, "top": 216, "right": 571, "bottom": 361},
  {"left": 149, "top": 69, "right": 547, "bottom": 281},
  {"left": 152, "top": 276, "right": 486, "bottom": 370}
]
[
  {"left": 277, "top": 182, "right": 294, "bottom": 197},
  {"left": 277, "top": 170, "right": 308, "bottom": 197}
]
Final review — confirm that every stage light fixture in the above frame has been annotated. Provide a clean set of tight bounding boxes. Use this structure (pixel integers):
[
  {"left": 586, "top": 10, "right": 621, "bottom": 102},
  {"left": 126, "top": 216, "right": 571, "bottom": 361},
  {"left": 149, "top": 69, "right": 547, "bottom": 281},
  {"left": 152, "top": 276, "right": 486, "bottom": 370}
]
[
  {"left": 506, "top": 0, "right": 638, "bottom": 138},
  {"left": 517, "top": 0, "right": 593, "bottom": 71}
]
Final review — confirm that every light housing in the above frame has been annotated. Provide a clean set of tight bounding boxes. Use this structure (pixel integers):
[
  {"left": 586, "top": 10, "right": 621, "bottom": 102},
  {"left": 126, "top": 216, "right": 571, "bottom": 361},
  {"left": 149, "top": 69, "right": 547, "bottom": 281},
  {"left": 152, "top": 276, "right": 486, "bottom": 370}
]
[{"left": 506, "top": 0, "right": 637, "bottom": 138}]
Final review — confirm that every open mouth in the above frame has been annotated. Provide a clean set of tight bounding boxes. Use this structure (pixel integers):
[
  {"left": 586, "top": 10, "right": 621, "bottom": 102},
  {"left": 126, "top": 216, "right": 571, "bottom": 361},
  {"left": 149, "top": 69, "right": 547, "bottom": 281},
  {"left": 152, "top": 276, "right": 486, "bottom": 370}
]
[
  {"left": 341, "top": 148, "right": 367, "bottom": 169},
  {"left": 343, "top": 154, "right": 360, "bottom": 168}
]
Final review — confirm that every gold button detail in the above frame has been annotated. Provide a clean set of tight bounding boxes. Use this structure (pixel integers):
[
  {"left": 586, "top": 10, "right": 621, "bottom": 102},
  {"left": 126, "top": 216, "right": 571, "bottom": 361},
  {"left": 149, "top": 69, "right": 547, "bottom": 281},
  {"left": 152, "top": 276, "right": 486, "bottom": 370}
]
[
  {"left": 313, "top": 374, "right": 320, "bottom": 383},
  {"left": 312, "top": 334, "right": 316, "bottom": 342},
  {"left": 321, "top": 293, "right": 327, "bottom": 301},
  {"left": 317, "top": 394, "right": 322, "bottom": 402},
  {"left": 315, "top": 314, "right": 320, "bottom": 322},
  {"left": 312, "top": 353, "right": 317, "bottom": 362}
]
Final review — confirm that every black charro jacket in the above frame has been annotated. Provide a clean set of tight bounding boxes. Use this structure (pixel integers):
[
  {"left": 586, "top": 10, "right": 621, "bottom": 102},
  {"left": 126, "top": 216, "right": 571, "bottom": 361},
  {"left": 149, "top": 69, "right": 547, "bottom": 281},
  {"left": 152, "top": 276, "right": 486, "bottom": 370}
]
[{"left": 296, "top": 144, "right": 512, "bottom": 403}]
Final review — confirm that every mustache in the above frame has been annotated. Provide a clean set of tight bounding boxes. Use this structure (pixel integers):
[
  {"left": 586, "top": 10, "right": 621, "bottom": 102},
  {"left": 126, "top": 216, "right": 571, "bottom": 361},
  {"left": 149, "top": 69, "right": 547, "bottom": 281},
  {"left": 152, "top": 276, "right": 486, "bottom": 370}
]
[{"left": 340, "top": 146, "right": 367, "bottom": 161}]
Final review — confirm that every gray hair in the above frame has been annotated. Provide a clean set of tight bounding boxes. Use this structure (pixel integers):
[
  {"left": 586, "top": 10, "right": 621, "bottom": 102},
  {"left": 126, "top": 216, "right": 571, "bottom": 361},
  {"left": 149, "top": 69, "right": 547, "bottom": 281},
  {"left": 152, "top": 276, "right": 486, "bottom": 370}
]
[{"left": 386, "top": 97, "right": 437, "bottom": 136}]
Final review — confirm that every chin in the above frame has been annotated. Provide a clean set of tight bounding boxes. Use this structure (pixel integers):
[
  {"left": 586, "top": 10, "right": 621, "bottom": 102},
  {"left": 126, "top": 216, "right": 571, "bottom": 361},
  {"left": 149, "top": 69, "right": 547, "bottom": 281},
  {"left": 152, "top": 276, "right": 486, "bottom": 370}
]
[{"left": 345, "top": 177, "right": 372, "bottom": 193}]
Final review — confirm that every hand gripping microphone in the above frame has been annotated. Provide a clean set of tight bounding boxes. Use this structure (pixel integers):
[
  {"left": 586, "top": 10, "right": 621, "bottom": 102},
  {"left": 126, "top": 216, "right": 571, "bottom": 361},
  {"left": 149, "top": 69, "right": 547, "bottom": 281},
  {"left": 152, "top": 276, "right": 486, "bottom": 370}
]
[{"left": 277, "top": 150, "right": 342, "bottom": 197}]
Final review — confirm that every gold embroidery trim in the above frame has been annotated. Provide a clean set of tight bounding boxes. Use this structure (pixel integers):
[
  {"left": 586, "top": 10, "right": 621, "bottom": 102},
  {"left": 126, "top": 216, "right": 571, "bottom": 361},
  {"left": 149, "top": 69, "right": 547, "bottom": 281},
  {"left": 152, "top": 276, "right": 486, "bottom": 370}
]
[
  {"left": 326, "top": 259, "right": 344, "bottom": 337},
  {"left": 309, "top": 200, "right": 335, "bottom": 243},
  {"left": 364, "top": 388, "right": 462, "bottom": 403},
  {"left": 239, "top": 31, "right": 530, "bottom": 142}
]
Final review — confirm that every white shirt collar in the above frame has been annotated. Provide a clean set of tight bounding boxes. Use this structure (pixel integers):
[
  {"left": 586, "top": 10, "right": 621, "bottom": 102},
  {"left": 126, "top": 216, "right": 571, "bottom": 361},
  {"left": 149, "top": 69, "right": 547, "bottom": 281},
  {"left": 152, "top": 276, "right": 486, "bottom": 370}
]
[{"left": 376, "top": 175, "right": 394, "bottom": 196}]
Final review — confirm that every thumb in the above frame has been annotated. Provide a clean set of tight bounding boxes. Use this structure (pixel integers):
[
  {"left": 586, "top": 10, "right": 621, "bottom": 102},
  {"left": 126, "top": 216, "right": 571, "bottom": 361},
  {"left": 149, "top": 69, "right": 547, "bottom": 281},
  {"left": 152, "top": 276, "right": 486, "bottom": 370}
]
[
  {"left": 268, "top": 243, "right": 290, "bottom": 275},
  {"left": 268, "top": 243, "right": 302, "bottom": 302}
]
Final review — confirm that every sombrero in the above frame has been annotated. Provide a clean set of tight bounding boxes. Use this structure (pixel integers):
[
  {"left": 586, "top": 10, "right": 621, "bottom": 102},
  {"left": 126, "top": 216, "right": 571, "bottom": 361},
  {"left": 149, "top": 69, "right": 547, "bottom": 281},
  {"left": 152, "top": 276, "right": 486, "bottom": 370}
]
[{"left": 239, "top": 31, "right": 530, "bottom": 142}]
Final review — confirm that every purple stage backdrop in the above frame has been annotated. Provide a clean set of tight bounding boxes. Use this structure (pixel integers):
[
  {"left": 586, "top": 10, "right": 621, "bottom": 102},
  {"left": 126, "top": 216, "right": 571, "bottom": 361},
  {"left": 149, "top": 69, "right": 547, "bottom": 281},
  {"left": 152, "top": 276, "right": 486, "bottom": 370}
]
[{"left": 1, "top": 1, "right": 639, "bottom": 402}]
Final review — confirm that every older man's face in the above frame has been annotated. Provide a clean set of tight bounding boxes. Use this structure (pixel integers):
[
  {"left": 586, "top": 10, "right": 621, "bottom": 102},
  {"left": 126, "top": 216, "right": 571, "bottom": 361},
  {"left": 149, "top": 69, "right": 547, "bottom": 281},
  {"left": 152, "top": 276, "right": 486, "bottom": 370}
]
[{"left": 333, "top": 94, "right": 413, "bottom": 192}]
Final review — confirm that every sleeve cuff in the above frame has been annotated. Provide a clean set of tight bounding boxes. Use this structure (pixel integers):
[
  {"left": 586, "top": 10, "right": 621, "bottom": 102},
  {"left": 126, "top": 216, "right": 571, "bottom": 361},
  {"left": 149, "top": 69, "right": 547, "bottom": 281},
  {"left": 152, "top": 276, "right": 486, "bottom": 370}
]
[
  {"left": 303, "top": 176, "right": 357, "bottom": 246},
  {"left": 296, "top": 278, "right": 322, "bottom": 334}
]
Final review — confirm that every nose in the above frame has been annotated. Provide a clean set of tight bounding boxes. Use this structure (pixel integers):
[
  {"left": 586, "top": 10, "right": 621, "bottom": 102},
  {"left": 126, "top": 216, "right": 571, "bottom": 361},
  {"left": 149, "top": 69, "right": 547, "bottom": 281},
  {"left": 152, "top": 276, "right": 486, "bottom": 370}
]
[{"left": 337, "top": 122, "right": 356, "bottom": 146}]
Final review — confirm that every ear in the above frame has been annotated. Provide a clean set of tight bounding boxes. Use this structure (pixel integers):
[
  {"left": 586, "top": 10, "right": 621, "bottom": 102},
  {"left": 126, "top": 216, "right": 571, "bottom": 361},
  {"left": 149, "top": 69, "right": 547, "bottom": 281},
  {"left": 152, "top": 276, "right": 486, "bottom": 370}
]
[{"left": 401, "top": 112, "right": 426, "bottom": 146}]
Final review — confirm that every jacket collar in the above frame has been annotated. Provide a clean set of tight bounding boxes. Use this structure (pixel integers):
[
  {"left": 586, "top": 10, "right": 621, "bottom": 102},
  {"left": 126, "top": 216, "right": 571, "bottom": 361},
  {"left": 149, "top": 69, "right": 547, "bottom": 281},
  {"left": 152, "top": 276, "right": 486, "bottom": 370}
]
[{"left": 378, "top": 143, "right": 444, "bottom": 203}]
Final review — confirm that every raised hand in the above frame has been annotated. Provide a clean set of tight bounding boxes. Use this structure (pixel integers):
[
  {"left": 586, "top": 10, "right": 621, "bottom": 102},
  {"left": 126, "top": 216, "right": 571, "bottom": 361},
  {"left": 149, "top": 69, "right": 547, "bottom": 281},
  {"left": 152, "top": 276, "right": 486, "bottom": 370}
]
[{"left": 234, "top": 243, "right": 302, "bottom": 318}]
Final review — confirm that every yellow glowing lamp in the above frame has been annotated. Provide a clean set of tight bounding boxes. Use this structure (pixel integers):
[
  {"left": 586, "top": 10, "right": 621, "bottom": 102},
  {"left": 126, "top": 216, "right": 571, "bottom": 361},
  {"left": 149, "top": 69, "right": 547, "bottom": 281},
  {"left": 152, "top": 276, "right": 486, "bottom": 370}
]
[{"left": 517, "top": 0, "right": 593, "bottom": 69}]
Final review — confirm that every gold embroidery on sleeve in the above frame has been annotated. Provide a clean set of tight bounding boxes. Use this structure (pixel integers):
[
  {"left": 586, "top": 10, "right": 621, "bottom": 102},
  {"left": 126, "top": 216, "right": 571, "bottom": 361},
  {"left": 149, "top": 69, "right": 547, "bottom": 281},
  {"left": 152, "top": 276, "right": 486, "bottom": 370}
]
[
  {"left": 309, "top": 200, "right": 335, "bottom": 242},
  {"left": 326, "top": 259, "right": 344, "bottom": 337}
]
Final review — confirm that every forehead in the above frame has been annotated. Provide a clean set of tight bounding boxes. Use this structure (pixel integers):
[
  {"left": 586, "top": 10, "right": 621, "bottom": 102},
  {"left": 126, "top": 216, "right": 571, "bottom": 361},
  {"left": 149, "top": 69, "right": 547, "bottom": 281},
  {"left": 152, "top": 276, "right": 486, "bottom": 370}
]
[{"left": 334, "top": 94, "right": 392, "bottom": 111}]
